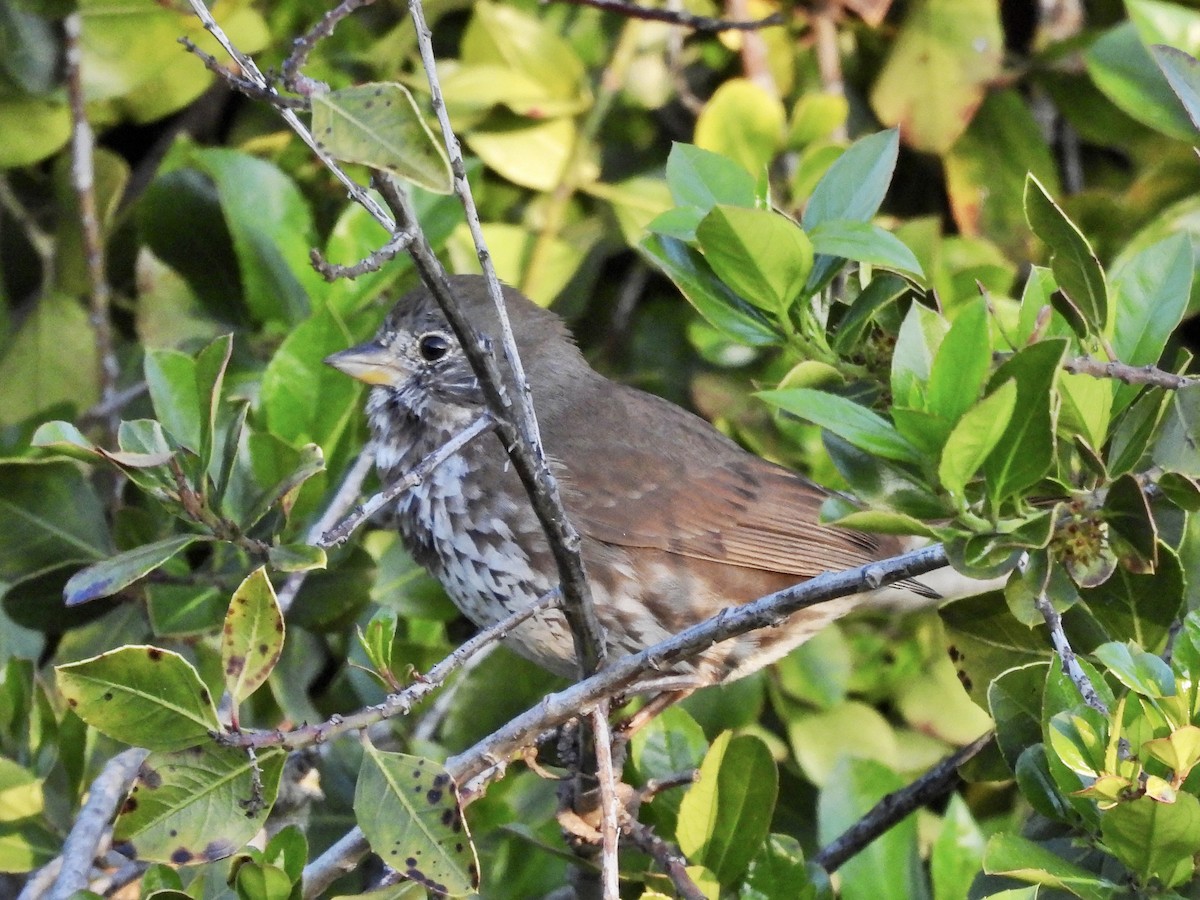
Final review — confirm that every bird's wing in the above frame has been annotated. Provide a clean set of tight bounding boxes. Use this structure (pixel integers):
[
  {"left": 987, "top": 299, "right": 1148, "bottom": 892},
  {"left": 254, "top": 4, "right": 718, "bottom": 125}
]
[{"left": 546, "top": 381, "right": 902, "bottom": 580}]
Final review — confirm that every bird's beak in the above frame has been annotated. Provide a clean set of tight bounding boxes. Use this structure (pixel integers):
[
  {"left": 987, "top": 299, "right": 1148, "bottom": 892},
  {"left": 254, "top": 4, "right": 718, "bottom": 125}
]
[{"left": 324, "top": 341, "right": 399, "bottom": 386}]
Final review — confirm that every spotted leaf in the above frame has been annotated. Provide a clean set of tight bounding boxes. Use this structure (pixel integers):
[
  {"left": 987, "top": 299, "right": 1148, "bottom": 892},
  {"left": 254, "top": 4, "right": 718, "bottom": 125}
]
[
  {"left": 56, "top": 646, "right": 219, "bottom": 752},
  {"left": 355, "top": 742, "right": 479, "bottom": 897},
  {"left": 221, "top": 567, "right": 285, "bottom": 706}
]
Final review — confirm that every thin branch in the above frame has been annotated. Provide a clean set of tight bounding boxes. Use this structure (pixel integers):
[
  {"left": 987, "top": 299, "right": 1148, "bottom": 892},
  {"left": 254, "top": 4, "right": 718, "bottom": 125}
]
[
  {"left": 281, "top": 0, "right": 373, "bottom": 94},
  {"left": 551, "top": 0, "right": 786, "bottom": 31},
  {"left": 300, "top": 546, "right": 956, "bottom": 893},
  {"left": 812, "top": 731, "right": 993, "bottom": 873},
  {"left": 277, "top": 446, "right": 376, "bottom": 614},
  {"left": 810, "top": 1, "right": 848, "bottom": 141},
  {"left": 182, "top": 0, "right": 394, "bottom": 231},
  {"left": 624, "top": 821, "right": 706, "bottom": 900},
  {"left": 320, "top": 412, "right": 494, "bottom": 548},
  {"left": 446, "top": 544, "right": 954, "bottom": 784},
  {"left": 309, "top": 230, "right": 413, "bottom": 281},
  {"left": 78, "top": 381, "right": 149, "bottom": 426},
  {"left": 64, "top": 11, "right": 119, "bottom": 438},
  {"left": 1062, "top": 355, "right": 1198, "bottom": 391},
  {"left": 218, "top": 588, "right": 562, "bottom": 750},
  {"left": 302, "top": 827, "right": 370, "bottom": 897},
  {"left": 179, "top": 38, "right": 311, "bottom": 108},
  {"left": 36, "top": 748, "right": 148, "bottom": 900},
  {"left": 1036, "top": 591, "right": 1109, "bottom": 714},
  {"left": 404, "top": 0, "right": 608, "bottom": 677},
  {"left": 592, "top": 704, "right": 621, "bottom": 900},
  {"left": 0, "top": 176, "right": 55, "bottom": 283},
  {"left": 374, "top": 175, "right": 608, "bottom": 679}
]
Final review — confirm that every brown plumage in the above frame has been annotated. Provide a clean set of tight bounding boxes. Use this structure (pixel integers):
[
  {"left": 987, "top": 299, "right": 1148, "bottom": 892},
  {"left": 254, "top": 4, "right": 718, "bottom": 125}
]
[{"left": 327, "top": 275, "right": 961, "bottom": 684}]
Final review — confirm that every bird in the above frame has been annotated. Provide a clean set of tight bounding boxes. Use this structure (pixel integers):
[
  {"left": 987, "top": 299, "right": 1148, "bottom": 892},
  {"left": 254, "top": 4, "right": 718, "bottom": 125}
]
[{"left": 326, "top": 275, "right": 987, "bottom": 688}]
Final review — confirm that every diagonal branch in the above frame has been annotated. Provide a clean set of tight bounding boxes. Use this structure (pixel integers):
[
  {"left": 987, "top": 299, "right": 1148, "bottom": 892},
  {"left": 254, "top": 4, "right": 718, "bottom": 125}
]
[{"left": 403, "top": 0, "right": 607, "bottom": 677}]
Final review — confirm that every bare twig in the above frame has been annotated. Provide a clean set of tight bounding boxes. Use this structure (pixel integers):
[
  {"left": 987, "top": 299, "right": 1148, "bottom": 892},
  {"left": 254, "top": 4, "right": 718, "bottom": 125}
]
[
  {"left": 592, "top": 704, "right": 621, "bottom": 900},
  {"left": 182, "top": 0, "right": 394, "bottom": 230},
  {"left": 277, "top": 446, "right": 377, "bottom": 613},
  {"left": 551, "top": 0, "right": 786, "bottom": 32},
  {"left": 624, "top": 821, "right": 706, "bottom": 900},
  {"left": 300, "top": 545, "right": 956, "bottom": 893},
  {"left": 728, "top": 0, "right": 778, "bottom": 94},
  {"left": 309, "top": 230, "right": 413, "bottom": 281},
  {"left": 1035, "top": 592, "right": 1109, "bottom": 714},
  {"left": 0, "top": 176, "right": 55, "bottom": 284},
  {"left": 35, "top": 748, "right": 148, "bottom": 900},
  {"left": 446, "top": 544, "right": 954, "bottom": 783},
  {"left": 404, "top": 0, "right": 608, "bottom": 677},
  {"left": 302, "top": 827, "right": 370, "bottom": 897},
  {"left": 78, "top": 381, "right": 149, "bottom": 426},
  {"left": 281, "top": 0, "right": 373, "bottom": 94},
  {"left": 320, "top": 412, "right": 494, "bottom": 548},
  {"left": 218, "top": 588, "right": 561, "bottom": 750},
  {"left": 1062, "top": 355, "right": 1198, "bottom": 391},
  {"left": 812, "top": 731, "right": 994, "bottom": 873},
  {"left": 64, "top": 11, "right": 119, "bottom": 437},
  {"left": 810, "top": 2, "right": 848, "bottom": 141}
]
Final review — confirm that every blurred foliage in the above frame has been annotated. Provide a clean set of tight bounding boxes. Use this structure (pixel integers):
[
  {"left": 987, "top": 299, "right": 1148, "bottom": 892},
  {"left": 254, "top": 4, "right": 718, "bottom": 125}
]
[{"left": 7, "top": 0, "right": 1200, "bottom": 897}]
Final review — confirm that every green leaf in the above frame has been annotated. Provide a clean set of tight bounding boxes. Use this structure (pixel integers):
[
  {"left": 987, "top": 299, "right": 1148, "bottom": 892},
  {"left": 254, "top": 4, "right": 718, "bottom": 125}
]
[
  {"left": 1015, "top": 744, "right": 1077, "bottom": 824},
  {"left": 1109, "top": 233, "right": 1193, "bottom": 413},
  {"left": 0, "top": 98, "right": 70, "bottom": 168},
  {"left": 0, "top": 460, "right": 111, "bottom": 583},
  {"left": 311, "top": 83, "right": 451, "bottom": 194},
  {"left": 1100, "top": 794, "right": 1200, "bottom": 889},
  {"left": 694, "top": 78, "right": 785, "bottom": 177},
  {"left": 115, "top": 745, "right": 285, "bottom": 864},
  {"left": 1152, "top": 44, "right": 1200, "bottom": 132},
  {"left": 1112, "top": 387, "right": 1170, "bottom": 477},
  {"left": 630, "top": 705, "right": 707, "bottom": 835},
  {"left": 144, "top": 349, "right": 200, "bottom": 452},
  {"left": 988, "top": 662, "right": 1050, "bottom": 774},
  {"left": 1087, "top": 22, "right": 1197, "bottom": 141},
  {"left": 1143, "top": 725, "right": 1200, "bottom": 775},
  {"left": 467, "top": 116, "right": 582, "bottom": 192},
  {"left": 259, "top": 305, "right": 360, "bottom": 447},
  {"left": 221, "top": 568, "right": 284, "bottom": 707},
  {"left": 64, "top": 535, "right": 204, "bottom": 606},
  {"left": 807, "top": 220, "right": 924, "bottom": 280},
  {"left": 869, "top": 0, "right": 1003, "bottom": 154},
  {"left": 189, "top": 148, "right": 323, "bottom": 324},
  {"left": 1024, "top": 175, "right": 1107, "bottom": 333},
  {"left": 640, "top": 234, "right": 781, "bottom": 346},
  {"left": 758, "top": 388, "right": 922, "bottom": 465},
  {"left": 1093, "top": 641, "right": 1175, "bottom": 698},
  {"left": 943, "top": 89, "right": 1060, "bottom": 257},
  {"left": 938, "top": 380, "right": 1017, "bottom": 499},
  {"left": 461, "top": 2, "right": 588, "bottom": 114},
  {"left": 926, "top": 298, "right": 991, "bottom": 426},
  {"left": 56, "top": 646, "right": 219, "bottom": 751},
  {"left": 696, "top": 206, "right": 813, "bottom": 311},
  {"left": 983, "top": 833, "right": 1116, "bottom": 899},
  {"left": 664, "top": 142, "right": 757, "bottom": 212},
  {"left": 355, "top": 743, "right": 479, "bottom": 897},
  {"left": 678, "top": 731, "right": 778, "bottom": 886},
  {"left": 818, "top": 757, "right": 925, "bottom": 900},
  {"left": 147, "top": 583, "right": 225, "bottom": 638},
  {"left": 930, "top": 795, "right": 986, "bottom": 900},
  {"left": 741, "top": 834, "right": 825, "bottom": 900},
  {"left": 891, "top": 301, "right": 947, "bottom": 410},
  {"left": 983, "top": 339, "right": 1066, "bottom": 505},
  {"left": 802, "top": 129, "right": 899, "bottom": 229},
  {"left": 0, "top": 292, "right": 99, "bottom": 425},
  {"left": 267, "top": 543, "right": 326, "bottom": 573}
]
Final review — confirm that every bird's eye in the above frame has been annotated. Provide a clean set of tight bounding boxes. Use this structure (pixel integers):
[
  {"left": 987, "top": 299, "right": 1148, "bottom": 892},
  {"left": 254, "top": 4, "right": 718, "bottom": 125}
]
[{"left": 418, "top": 332, "right": 451, "bottom": 362}]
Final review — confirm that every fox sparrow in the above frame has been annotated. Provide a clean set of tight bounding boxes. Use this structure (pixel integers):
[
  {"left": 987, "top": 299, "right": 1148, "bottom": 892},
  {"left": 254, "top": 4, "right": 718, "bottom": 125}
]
[{"left": 327, "top": 275, "right": 982, "bottom": 685}]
